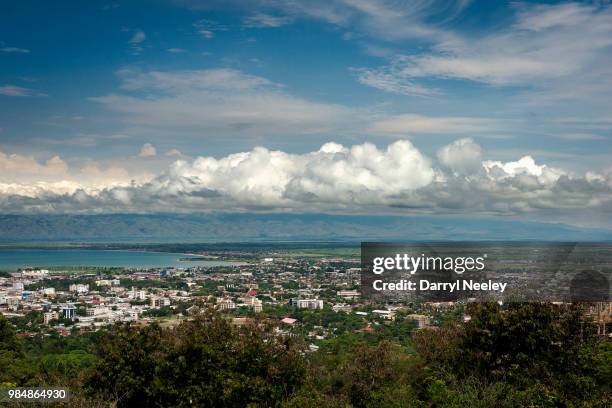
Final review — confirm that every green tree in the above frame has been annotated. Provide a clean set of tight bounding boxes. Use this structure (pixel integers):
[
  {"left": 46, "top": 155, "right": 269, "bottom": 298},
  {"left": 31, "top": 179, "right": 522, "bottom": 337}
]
[{"left": 86, "top": 310, "right": 305, "bottom": 407}]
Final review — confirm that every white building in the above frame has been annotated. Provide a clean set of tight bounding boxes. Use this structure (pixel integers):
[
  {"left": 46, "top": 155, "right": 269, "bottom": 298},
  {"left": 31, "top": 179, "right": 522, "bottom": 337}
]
[
  {"left": 61, "top": 304, "right": 77, "bottom": 321},
  {"left": 291, "top": 298, "right": 324, "bottom": 310},
  {"left": 21, "top": 269, "right": 49, "bottom": 279},
  {"left": 69, "top": 284, "right": 89, "bottom": 294},
  {"left": 42, "top": 287, "right": 56, "bottom": 296},
  {"left": 332, "top": 303, "right": 352, "bottom": 313},
  {"left": 217, "top": 298, "right": 236, "bottom": 311},
  {"left": 372, "top": 309, "right": 397, "bottom": 320},
  {"left": 130, "top": 287, "right": 147, "bottom": 300},
  {"left": 337, "top": 290, "right": 360, "bottom": 300}
]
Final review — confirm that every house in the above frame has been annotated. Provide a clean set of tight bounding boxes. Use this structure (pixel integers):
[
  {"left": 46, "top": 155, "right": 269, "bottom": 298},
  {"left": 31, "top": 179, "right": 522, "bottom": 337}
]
[
  {"left": 281, "top": 317, "right": 297, "bottom": 325},
  {"left": 150, "top": 297, "right": 171, "bottom": 308},
  {"left": 217, "top": 298, "right": 236, "bottom": 311},
  {"left": 43, "top": 311, "right": 58, "bottom": 324},
  {"left": 69, "top": 284, "right": 89, "bottom": 294},
  {"left": 337, "top": 290, "right": 360, "bottom": 300},
  {"left": 332, "top": 303, "right": 352, "bottom": 313},
  {"left": 406, "top": 314, "right": 430, "bottom": 329},
  {"left": 372, "top": 309, "right": 397, "bottom": 320}
]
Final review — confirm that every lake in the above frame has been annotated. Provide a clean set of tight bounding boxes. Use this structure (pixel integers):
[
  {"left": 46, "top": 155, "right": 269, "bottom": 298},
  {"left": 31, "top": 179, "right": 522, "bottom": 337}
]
[{"left": 0, "top": 248, "right": 242, "bottom": 270}]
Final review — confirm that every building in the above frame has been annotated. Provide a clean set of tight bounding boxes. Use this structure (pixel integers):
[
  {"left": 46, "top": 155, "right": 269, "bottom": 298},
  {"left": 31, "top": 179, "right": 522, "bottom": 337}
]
[
  {"left": 150, "top": 297, "right": 171, "bottom": 308},
  {"left": 248, "top": 297, "right": 263, "bottom": 313},
  {"left": 43, "top": 311, "right": 58, "bottom": 324},
  {"left": 42, "top": 287, "right": 56, "bottom": 296},
  {"left": 87, "top": 307, "right": 109, "bottom": 317},
  {"left": 21, "top": 269, "right": 49, "bottom": 279},
  {"left": 337, "top": 290, "right": 360, "bottom": 300},
  {"left": 372, "top": 309, "right": 397, "bottom": 320},
  {"left": 281, "top": 317, "right": 297, "bottom": 325},
  {"left": 406, "top": 314, "right": 430, "bottom": 329},
  {"left": 130, "top": 287, "right": 147, "bottom": 300},
  {"left": 332, "top": 303, "right": 352, "bottom": 313},
  {"left": 96, "top": 279, "right": 121, "bottom": 287},
  {"left": 69, "top": 284, "right": 89, "bottom": 294},
  {"left": 61, "top": 304, "right": 76, "bottom": 321},
  {"left": 217, "top": 298, "right": 236, "bottom": 311},
  {"left": 290, "top": 298, "right": 324, "bottom": 310}
]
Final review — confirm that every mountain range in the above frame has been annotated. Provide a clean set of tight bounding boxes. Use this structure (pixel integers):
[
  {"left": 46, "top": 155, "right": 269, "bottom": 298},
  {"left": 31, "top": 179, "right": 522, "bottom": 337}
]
[{"left": 0, "top": 213, "right": 610, "bottom": 242}]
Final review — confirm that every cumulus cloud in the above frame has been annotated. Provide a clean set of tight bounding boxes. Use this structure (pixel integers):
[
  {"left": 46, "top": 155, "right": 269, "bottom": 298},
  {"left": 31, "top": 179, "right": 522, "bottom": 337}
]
[
  {"left": 165, "top": 149, "right": 183, "bottom": 156},
  {"left": 1, "top": 139, "right": 611, "bottom": 218},
  {"left": 437, "top": 138, "right": 482, "bottom": 175},
  {"left": 0, "top": 150, "right": 68, "bottom": 182},
  {"left": 138, "top": 143, "right": 157, "bottom": 157},
  {"left": 0, "top": 148, "right": 140, "bottom": 202}
]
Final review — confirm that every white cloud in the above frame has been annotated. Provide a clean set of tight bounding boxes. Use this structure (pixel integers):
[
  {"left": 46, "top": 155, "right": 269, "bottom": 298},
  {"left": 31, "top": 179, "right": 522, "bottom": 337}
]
[
  {"left": 37, "top": 135, "right": 99, "bottom": 147},
  {"left": 370, "top": 114, "right": 497, "bottom": 135},
  {"left": 354, "top": 67, "right": 439, "bottom": 96},
  {"left": 1, "top": 139, "right": 611, "bottom": 217},
  {"left": 129, "top": 30, "right": 146, "bottom": 44},
  {"left": 0, "top": 150, "right": 68, "bottom": 182},
  {"left": 243, "top": 13, "right": 292, "bottom": 28},
  {"left": 178, "top": 0, "right": 468, "bottom": 40},
  {"left": 0, "top": 149, "right": 146, "bottom": 206},
  {"left": 193, "top": 19, "right": 227, "bottom": 38},
  {"left": 355, "top": 2, "right": 612, "bottom": 103},
  {"left": 165, "top": 149, "right": 183, "bottom": 156},
  {"left": 554, "top": 133, "right": 607, "bottom": 141},
  {"left": 0, "top": 85, "right": 45, "bottom": 97},
  {"left": 437, "top": 138, "right": 482, "bottom": 175},
  {"left": 91, "top": 68, "right": 355, "bottom": 138},
  {"left": 139, "top": 143, "right": 157, "bottom": 157},
  {"left": 0, "top": 47, "right": 30, "bottom": 53},
  {"left": 128, "top": 30, "right": 146, "bottom": 54}
]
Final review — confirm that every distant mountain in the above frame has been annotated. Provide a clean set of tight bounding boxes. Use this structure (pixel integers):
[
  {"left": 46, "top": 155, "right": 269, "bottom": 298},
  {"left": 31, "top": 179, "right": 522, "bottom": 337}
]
[{"left": 0, "top": 213, "right": 610, "bottom": 242}]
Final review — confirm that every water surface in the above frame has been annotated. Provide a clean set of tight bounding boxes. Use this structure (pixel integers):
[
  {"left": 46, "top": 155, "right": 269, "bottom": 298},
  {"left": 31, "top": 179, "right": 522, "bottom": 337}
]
[{"left": 0, "top": 248, "right": 240, "bottom": 270}]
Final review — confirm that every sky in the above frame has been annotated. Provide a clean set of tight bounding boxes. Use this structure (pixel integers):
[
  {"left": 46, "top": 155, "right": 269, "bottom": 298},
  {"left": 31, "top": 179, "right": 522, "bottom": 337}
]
[{"left": 1, "top": 0, "right": 611, "bottom": 227}]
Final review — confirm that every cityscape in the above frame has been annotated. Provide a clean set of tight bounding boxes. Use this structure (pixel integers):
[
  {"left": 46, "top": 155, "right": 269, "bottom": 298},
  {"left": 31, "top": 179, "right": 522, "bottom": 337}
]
[{"left": 2, "top": 0, "right": 612, "bottom": 406}]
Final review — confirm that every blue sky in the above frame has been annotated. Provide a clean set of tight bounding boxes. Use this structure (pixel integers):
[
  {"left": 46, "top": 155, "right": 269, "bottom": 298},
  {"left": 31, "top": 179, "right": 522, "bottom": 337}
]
[{"left": 1, "top": 1, "right": 611, "bottom": 225}]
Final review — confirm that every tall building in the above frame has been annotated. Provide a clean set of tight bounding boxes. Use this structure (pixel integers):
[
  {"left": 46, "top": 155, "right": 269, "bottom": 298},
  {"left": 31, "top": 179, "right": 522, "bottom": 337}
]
[{"left": 61, "top": 304, "right": 76, "bottom": 321}]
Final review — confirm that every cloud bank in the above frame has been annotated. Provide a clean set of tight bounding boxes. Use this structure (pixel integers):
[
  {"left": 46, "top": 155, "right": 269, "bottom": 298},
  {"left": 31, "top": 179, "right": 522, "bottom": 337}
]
[{"left": 1, "top": 139, "right": 611, "bottom": 220}]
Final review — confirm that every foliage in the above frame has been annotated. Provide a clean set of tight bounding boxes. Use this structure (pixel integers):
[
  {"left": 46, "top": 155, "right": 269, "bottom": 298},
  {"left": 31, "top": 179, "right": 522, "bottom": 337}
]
[
  {"left": 1, "top": 303, "right": 610, "bottom": 407},
  {"left": 86, "top": 311, "right": 306, "bottom": 407}
]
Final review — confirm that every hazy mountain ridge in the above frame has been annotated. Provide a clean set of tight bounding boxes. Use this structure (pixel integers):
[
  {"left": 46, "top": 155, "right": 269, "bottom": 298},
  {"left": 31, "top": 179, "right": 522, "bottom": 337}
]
[{"left": 0, "top": 213, "right": 611, "bottom": 242}]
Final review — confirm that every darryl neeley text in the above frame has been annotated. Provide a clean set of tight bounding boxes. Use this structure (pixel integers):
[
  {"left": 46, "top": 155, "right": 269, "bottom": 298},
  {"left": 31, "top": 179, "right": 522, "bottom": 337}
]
[{"left": 360, "top": 243, "right": 509, "bottom": 302}]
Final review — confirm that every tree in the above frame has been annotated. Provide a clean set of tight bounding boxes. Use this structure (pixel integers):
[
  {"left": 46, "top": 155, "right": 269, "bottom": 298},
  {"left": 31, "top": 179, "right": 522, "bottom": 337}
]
[
  {"left": 0, "top": 315, "right": 22, "bottom": 353},
  {"left": 86, "top": 310, "right": 305, "bottom": 407}
]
